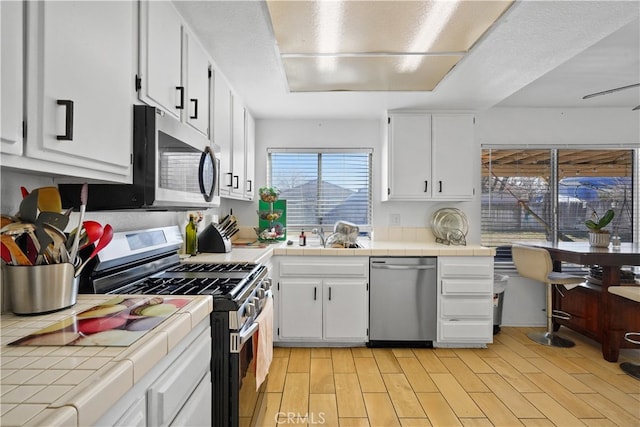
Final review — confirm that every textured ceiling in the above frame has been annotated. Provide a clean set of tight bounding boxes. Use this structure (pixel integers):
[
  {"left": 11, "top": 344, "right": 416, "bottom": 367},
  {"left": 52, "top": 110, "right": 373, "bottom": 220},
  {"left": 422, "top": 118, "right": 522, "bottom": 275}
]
[{"left": 174, "top": 1, "right": 640, "bottom": 119}]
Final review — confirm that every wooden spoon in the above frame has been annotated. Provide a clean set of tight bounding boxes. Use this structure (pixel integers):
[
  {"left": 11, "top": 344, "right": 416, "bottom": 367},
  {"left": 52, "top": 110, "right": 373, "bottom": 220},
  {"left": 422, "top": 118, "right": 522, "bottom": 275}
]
[{"left": 0, "top": 235, "right": 31, "bottom": 265}]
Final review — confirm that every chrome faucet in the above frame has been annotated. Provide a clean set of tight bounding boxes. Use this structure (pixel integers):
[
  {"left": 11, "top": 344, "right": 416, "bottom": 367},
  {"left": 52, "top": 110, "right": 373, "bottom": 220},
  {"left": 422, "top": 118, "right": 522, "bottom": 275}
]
[{"left": 312, "top": 228, "right": 326, "bottom": 247}]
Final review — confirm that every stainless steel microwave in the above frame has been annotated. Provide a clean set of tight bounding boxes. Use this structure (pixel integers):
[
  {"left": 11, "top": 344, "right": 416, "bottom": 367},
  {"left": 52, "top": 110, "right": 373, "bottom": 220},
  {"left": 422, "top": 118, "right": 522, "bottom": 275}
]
[{"left": 60, "top": 105, "right": 220, "bottom": 210}]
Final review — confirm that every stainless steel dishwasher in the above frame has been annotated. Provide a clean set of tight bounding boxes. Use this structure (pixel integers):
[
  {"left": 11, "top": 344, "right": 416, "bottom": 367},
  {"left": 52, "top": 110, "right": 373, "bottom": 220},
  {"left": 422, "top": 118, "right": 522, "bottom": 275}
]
[{"left": 369, "top": 257, "right": 437, "bottom": 347}]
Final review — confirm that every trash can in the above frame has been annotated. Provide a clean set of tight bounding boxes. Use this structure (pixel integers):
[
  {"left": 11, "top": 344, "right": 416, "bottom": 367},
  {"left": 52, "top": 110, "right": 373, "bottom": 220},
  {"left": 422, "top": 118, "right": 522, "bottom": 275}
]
[{"left": 493, "top": 274, "right": 509, "bottom": 334}]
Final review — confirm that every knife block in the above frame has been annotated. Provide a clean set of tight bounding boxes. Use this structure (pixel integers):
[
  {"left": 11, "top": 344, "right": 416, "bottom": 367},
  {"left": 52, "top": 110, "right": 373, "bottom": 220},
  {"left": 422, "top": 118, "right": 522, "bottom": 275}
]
[{"left": 197, "top": 224, "right": 232, "bottom": 253}]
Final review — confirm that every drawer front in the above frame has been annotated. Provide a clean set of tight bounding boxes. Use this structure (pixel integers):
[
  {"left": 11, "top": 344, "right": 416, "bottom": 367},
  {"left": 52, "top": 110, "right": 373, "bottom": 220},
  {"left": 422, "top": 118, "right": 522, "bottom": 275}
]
[
  {"left": 440, "top": 263, "right": 493, "bottom": 278},
  {"left": 441, "top": 279, "right": 493, "bottom": 295},
  {"left": 441, "top": 297, "right": 492, "bottom": 318},
  {"left": 280, "top": 261, "right": 367, "bottom": 277},
  {"left": 439, "top": 258, "right": 493, "bottom": 278},
  {"left": 439, "top": 320, "right": 492, "bottom": 342},
  {"left": 147, "top": 329, "right": 211, "bottom": 427}
]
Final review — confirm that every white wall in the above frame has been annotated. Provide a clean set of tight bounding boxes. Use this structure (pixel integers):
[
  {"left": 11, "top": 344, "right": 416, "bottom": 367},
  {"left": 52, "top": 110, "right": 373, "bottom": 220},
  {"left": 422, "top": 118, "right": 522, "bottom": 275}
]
[
  {"left": 221, "top": 118, "right": 482, "bottom": 243},
  {"left": 476, "top": 107, "right": 640, "bottom": 146}
]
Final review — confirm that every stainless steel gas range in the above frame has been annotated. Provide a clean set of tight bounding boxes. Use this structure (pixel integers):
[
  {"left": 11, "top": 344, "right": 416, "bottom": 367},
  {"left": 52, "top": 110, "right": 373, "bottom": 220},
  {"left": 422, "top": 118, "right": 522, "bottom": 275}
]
[{"left": 79, "top": 225, "right": 271, "bottom": 427}]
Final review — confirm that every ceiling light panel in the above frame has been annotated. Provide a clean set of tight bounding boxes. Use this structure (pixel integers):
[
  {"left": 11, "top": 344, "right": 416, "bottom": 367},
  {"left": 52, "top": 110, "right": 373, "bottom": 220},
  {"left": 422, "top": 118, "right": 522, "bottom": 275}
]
[
  {"left": 283, "top": 55, "right": 462, "bottom": 91},
  {"left": 266, "top": 0, "right": 514, "bottom": 92}
]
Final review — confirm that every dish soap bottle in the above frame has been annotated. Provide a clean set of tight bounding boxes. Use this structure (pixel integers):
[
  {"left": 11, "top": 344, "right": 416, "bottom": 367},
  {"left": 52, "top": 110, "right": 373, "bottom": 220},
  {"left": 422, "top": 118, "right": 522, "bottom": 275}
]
[
  {"left": 299, "top": 229, "right": 306, "bottom": 246},
  {"left": 185, "top": 214, "right": 198, "bottom": 255}
]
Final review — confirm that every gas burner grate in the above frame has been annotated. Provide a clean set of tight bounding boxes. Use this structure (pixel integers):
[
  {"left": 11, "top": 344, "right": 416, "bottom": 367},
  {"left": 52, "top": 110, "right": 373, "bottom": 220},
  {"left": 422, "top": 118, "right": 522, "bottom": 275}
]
[
  {"left": 168, "top": 262, "right": 257, "bottom": 273},
  {"left": 116, "top": 276, "right": 245, "bottom": 296}
]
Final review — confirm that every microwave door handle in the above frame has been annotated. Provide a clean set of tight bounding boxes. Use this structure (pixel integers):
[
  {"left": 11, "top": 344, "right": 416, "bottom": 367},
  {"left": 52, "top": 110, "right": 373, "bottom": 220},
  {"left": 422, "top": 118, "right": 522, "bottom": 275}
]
[{"left": 198, "top": 147, "right": 215, "bottom": 202}]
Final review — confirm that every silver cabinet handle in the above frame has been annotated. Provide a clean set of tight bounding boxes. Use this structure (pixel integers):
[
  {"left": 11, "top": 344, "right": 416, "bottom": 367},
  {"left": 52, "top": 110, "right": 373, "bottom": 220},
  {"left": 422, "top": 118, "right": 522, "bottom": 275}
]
[{"left": 370, "top": 264, "right": 436, "bottom": 270}]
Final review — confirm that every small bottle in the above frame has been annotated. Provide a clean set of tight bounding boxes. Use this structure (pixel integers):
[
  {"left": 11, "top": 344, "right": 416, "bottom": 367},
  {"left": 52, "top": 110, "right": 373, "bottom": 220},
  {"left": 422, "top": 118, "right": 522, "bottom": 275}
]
[
  {"left": 299, "top": 229, "right": 306, "bottom": 246},
  {"left": 185, "top": 214, "right": 198, "bottom": 255}
]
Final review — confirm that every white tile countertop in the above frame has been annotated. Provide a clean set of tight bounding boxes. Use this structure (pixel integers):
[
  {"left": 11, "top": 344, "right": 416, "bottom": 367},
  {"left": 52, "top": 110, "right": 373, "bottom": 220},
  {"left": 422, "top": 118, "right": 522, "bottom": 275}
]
[
  {"left": 0, "top": 294, "right": 212, "bottom": 427},
  {"left": 186, "top": 227, "right": 495, "bottom": 263}
]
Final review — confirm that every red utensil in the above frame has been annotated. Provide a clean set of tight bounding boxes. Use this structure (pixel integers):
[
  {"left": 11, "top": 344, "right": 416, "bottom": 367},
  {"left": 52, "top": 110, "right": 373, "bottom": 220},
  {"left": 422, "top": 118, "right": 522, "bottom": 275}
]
[
  {"left": 20, "top": 187, "right": 29, "bottom": 198},
  {"left": 74, "top": 224, "right": 113, "bottom": 277}
]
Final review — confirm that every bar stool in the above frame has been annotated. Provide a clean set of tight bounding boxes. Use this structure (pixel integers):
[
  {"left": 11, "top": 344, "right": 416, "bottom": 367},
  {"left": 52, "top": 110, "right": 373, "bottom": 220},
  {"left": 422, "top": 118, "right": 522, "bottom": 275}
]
[
  {"left": 512, "top": 244, "right": 585, "bottom": 348},
  {"left": 608, "top": 286, "right": 640, "bottom": 380}
]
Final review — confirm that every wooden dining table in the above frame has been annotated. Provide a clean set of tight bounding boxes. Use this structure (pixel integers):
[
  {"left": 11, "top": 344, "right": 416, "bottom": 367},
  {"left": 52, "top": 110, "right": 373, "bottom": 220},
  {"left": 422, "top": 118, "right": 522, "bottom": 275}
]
[{"left": 526, "top": 241, "right": 640, "bottom": 362}]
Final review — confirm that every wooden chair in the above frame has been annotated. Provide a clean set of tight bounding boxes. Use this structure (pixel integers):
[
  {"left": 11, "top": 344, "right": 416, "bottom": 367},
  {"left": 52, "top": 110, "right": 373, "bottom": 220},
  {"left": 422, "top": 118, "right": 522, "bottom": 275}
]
[
  {"left": 608, "top": 286, "right": 640, "bottom": 380},
  {"left": 511, "top": 244, "right": 585, "bottom": 347}
]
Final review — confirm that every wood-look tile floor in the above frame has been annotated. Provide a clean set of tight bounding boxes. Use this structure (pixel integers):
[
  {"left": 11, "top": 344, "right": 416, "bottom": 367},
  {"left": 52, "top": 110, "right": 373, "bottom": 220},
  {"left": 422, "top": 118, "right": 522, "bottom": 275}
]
[{"left": 258, "top": 327, "right": 640, "bottom": 426}]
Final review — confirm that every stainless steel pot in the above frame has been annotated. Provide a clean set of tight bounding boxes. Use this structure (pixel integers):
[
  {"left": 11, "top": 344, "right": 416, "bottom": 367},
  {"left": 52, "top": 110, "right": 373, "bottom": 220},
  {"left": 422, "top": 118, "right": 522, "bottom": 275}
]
[{"left": 333, "top": 221, "right": 359, "bottom": 243}]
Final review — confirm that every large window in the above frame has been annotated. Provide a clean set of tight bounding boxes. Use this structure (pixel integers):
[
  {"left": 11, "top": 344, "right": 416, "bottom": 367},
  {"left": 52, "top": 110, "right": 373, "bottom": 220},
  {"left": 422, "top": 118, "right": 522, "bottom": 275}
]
[
  {"left": 268, "top": 148, "right": 372, "bottom": 231},
  {"left": 481, "top": 149, "right": 634, "bottom": 247}
]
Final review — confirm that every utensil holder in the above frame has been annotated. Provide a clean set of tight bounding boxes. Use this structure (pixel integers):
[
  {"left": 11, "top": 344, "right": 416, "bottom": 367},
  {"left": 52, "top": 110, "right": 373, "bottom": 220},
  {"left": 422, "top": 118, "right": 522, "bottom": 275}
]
[{"left": 3, "top": 263, "right": 79, "bottom": 315}]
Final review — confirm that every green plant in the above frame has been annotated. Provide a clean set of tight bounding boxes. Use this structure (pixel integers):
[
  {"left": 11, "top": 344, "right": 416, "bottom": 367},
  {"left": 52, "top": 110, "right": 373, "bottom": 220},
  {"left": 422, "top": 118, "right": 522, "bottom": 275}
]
[{"left": 585, "top": 209, "right": 615, "bottom": 233}]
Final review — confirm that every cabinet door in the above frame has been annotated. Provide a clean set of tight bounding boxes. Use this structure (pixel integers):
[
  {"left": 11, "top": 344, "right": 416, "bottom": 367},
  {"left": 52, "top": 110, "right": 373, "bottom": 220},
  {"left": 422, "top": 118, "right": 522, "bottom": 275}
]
[
  {"left": 279, "top": 279, "right": 323, "bottom": 340},
  {"left": 431, "top": 114, "right": 475, "bottom": 199},
  {"left": 184, "top": 28, "right": 211, "bottom": 138},
  {"left": 1, "top": 0, "right": 23, "bottom": 155},
  {"left": 324, "top": 280, "right": 368, "bottom": 341},
  {"left": 139, "top": 0, "right": 182, "bottom": 119},
  {"left": 230, "top": 95, "right": 246, "bottom": 198},
  {"left": 213, "top": 72, "right": 232, "bottom": 196},
  {"left": 25, "top": 1, "right": 134, "bottom": 178},
  {"left": 387, "top": 113, "right": 431, "bottom": 200},
  {"left": 244, "top": 111, "right": 255, "bottom": 200}
]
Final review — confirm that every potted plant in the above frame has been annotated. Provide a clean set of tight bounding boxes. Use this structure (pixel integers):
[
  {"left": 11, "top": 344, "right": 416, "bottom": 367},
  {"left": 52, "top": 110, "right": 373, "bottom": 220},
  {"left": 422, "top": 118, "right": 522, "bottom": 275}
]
[{"left": 585, "top": 208, "right": 614, "bottom": 247}]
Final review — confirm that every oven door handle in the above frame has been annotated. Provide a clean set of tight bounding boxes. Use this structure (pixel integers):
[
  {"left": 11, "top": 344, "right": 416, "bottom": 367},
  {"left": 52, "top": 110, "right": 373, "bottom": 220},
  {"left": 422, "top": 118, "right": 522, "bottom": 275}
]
[{"left": 237, "top": 322, "right": 259, "bottom": 350}]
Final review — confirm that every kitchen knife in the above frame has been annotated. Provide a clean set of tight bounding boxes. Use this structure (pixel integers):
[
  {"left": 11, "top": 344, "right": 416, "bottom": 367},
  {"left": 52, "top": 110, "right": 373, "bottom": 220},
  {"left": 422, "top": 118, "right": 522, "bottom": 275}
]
[{"left": 227, "top": 228, "right": 240, "bottom": 239}]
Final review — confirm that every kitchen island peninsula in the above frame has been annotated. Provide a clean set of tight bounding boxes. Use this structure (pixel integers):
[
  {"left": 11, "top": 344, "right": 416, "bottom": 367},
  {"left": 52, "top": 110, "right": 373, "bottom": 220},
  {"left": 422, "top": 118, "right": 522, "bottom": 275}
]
[{"left": 525, "top": 241, "right": 640, "bottom": 362}]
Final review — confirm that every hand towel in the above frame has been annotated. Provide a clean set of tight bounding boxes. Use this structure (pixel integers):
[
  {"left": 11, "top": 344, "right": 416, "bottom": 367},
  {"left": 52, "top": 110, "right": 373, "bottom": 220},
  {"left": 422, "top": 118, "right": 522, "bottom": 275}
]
[{"left": 254, "top": 296, "right": 273, "bottom": 390}]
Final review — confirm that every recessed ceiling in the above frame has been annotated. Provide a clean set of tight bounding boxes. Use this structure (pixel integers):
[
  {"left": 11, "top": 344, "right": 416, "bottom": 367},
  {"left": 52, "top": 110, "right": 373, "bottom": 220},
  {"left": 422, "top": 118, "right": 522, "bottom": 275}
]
[
  {"left": 266, "top": 0, "right": 513, "bottom": 92},
  {"left": 173, "top": 1, "right": 640, "bottom": 119}
]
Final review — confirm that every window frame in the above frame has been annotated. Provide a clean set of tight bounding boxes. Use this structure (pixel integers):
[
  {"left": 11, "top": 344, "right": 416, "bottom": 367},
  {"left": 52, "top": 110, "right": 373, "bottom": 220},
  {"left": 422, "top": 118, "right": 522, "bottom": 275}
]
[
  {"left": 267, "top": 147, "right": 373, "bottom": 233},
  {"left": 480, "top": 147, "right": 638, "bottom": 247}
]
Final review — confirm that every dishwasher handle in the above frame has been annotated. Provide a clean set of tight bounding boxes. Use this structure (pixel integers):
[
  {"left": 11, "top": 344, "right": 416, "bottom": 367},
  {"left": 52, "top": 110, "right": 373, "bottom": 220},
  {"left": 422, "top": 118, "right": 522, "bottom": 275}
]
[{"left": 371, "top": 264, "right": 436, "bottom": 270}]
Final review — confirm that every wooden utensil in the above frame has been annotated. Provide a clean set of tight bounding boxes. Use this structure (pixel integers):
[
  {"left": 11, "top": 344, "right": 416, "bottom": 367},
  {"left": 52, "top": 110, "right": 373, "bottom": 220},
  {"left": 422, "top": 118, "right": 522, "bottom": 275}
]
[{"left": 1, "top": 235, "right": 31, "bottom": 265}]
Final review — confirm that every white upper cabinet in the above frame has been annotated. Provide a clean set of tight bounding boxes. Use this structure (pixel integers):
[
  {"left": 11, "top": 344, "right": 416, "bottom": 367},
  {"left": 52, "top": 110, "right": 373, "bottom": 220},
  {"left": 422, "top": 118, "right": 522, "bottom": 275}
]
[
  {"left": 138, "top": 0, "right": 182, "bottom": 119},
  {"left": 1, "top": 0, "right": 24, "bottom": 156},
  {"left": 431, "top": 114, "right": 475, "bottom": 200},
  {"left": 386, "top": 113, "right": 432, "bottom": 200},
  {"left": 384, "top": 112, "right": 475, "bottom": 201},
  {"left": 183, "top": 26, "right": 211, "bottom": 137},
  {"left": 213, "top": 72, "right": 232, "bottom": 196},
  {"left": 231, "top": 95, "right": 246, "bottom": 198},
  {"left": 244, "top": 112, "right": 255, "bottom": 200},
  {"left": 21, "top": 0, "right": 135, "bottom": 180}
]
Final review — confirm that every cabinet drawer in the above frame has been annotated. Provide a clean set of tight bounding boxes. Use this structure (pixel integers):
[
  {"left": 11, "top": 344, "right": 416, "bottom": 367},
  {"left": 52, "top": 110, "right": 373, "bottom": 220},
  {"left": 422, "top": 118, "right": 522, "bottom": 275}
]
[
  {"left": 442, "top": 279, "right": 492, "bottom": 295},
  {"left": 439, "top": 321, "right": 492, "bottom": 342},
  {"left": 147, "top": 329, "right": 211, "bottom": 427},
  {"left": 280, "top": 261, "right": 367, "bottom": 277},
  {"left": 439, "top": 262, "right": 492, "bottom": 278},
  {"left": 441, "top": 297, "right": 492, "bottom": 318}
]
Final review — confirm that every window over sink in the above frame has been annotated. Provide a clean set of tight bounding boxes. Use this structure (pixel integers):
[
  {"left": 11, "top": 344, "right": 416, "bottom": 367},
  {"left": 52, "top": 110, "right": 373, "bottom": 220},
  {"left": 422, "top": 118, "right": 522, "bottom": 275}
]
[
  {"left": 481, "top": 148, "right": 636, "bottom": 248},
  {"left": 267, "top": 148, "right": 372, "bottom": 232}
]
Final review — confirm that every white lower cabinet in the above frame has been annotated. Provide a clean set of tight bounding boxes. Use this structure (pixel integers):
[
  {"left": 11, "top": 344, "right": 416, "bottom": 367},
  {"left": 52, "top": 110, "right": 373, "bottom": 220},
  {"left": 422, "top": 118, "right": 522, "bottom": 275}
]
[
  {"left": 437, "top": 256, "right": 494, "bottom": 345},
  {"left": 94, "top": 318, "right": 211, "bottom": 427},
  {"left": 276, "top": 256, "right": 369, "bottom": 343}
]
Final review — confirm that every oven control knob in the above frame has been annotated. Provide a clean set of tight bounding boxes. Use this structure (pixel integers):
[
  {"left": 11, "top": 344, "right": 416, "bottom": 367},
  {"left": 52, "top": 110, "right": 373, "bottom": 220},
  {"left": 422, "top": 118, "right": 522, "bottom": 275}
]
[
  {"left": 263, "top": 278, "right": 272, "bottom": 290},
  {"left": 256, "top": 288, "right": 266, "bottom": 299},
  {"left": 246, "top": 303, "right": 256, "bottom": 317}
]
